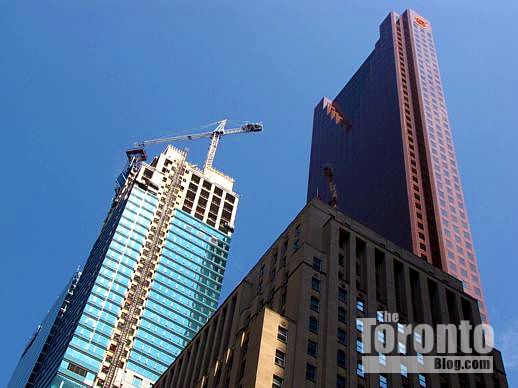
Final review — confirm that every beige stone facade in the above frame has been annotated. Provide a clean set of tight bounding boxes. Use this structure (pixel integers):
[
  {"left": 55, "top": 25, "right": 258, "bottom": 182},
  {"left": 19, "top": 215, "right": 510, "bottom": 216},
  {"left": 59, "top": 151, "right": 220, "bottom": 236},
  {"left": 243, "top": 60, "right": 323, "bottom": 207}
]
[{"left": 154, "top": 200, "right": 507, "bottom": 388}]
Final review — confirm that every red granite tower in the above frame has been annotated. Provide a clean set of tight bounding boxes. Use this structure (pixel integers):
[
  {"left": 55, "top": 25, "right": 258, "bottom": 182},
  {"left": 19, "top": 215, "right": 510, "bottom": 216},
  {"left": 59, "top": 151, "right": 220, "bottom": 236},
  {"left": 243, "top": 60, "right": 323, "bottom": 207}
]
[{"left": 308, "top": 9, "right": 488, "bottom": 321}]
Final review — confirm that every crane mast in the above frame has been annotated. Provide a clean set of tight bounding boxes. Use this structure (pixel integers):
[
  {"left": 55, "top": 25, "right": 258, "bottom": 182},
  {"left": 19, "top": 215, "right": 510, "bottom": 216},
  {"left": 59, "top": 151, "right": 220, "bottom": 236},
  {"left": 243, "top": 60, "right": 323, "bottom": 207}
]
[
  {"left": 204, "top": 119, "right": 226, "bottom": 170},
  {"left": 132, "top": 119, "right": 262, "bottom": 170}
]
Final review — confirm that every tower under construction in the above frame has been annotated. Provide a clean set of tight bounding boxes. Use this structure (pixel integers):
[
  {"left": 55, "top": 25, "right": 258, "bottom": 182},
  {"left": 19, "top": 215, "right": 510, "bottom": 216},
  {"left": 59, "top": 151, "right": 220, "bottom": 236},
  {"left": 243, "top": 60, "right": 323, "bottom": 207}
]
[{"left": 11, "top": 120, "right": 260, "bottom": 387}]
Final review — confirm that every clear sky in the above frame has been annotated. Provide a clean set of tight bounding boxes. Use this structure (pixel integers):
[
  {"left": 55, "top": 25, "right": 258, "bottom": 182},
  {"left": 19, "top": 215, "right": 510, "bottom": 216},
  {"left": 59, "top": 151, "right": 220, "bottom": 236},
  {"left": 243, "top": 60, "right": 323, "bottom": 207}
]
[{"left": 1, "top": 0, "right": 517, "bottom": 386}]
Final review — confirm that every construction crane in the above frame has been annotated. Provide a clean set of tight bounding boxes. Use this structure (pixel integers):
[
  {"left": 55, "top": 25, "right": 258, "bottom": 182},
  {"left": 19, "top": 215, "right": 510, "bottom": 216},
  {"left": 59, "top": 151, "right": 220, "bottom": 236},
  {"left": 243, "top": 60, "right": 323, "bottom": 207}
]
[{"left": 132, "top": 119, "right": 262, "bottom": 170}]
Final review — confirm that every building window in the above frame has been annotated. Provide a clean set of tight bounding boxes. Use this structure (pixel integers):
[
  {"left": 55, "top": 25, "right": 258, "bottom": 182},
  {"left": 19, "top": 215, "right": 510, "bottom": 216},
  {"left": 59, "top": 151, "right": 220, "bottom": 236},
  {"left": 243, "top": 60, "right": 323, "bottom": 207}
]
[
  {"left": 377, "top": 329, "right": 385, "bottom": 345},
  {"left": 337, "top": 349, "right": 346, "bottom": 368},
  {"left": 132, "top": 376, "right": 143, "bottom": 388},
  {"left": 379, "top": 352, "right": 386, "bottom": 366},
  {"left": 275, "top": 349, "right": 286, "bottom": 368},
  {"left": 356, "top": 363, "right": 364, "bottom": 378},
  {"left": 312, "top": 257, "right": 322, "bottom": 271},
  {"left": 337, "top": 328, "right": 346, "bottom": 344},
  {"left": 417, "top": 352, "right": 424, "bottom": 365},
  {"left": 376, "top": 311, "right": 384, "bottom": 322},
  {"left": 356, "top": 319, "right": 364, "bottom": 333},
  {"left": 356, "top": 299, "right": 364, "bottom": 312},
  {"left": 337, "top": 375, "right": 346, "bottom": 388},
  {"left": 67, "top": 363, "right": 88, "bottom": 378},
  {"left": 310, "top": 296, "right": 320, "bottom": 312},
  {"left": 307, "top": 339, "right": 318, "bottom": 357},
  {"left": 272, "top": 374, "right": 283, "bottom": 388},
  {"left": 277, "top": 326, "right": 287, "bottom": 343},
  {"left": 356, "top": 339, "right": 364, "bottom": 354},
  {"left": 306, "top": 363, "right": 316, "bottom": 382},
  {"left": 338, "top": 287, "right": 347, "bottom": 303},
  {"left": 418, "top": 374, "right": 427, "bottom": 387},
  {"left": 380, "top": 375, "right": 388, "bottom": 388},
  {"left": 338, "top": 307, "right": 346, "bottom": 323},
  {"left": 401, "top": 363, "right": 408, "bottom": 377},
  {"left": 311, "top": 277, "right": 320, "bottom": 292},
  {"left": 309, "top": 316, "right": 319, "bottom": 333},
  {"left": 398, "top": 342, "right": 406, "bottom": 354}
]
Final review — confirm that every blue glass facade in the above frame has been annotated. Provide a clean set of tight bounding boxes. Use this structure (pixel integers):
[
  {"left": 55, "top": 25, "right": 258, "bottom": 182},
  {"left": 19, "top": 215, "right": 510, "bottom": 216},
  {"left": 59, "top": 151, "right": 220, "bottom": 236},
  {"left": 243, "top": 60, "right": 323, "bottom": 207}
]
[
  {"left": 17, "top": 159, "right": 235, "bottom": 387},
  {"left": 26, "top": 182, "right": 130, "bottom": 388},
  {"left": 8, "top": 273, "right": 78, "bottom": 388},
  {"left": 126, "top": 209, "right": 230, "bottom": 381},
  {"left": 12, "top": 143, "right": 238, "bottom": 387},
  {"left": 50, "top": 185, "right": 158, "bottom": 387}
]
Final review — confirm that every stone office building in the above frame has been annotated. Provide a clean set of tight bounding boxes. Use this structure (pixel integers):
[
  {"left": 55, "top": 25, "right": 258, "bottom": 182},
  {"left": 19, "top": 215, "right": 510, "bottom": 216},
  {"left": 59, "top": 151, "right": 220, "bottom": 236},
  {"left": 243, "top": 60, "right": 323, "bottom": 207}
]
[{"left": 154, "top": 200, "right": 507, "bottom": 387}]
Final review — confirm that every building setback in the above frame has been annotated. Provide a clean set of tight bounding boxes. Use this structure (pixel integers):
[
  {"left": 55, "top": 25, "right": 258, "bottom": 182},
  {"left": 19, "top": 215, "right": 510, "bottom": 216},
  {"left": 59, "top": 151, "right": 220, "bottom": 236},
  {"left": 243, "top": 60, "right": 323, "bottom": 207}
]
[
  {"left": 307, "top": 9, "right": 489, "bottom": 321},
  {"left": 12, "top": 145, "right": 238, "bottom": 387},
  {"left": 154, "top": 199, "right": 507, "bottom": 388}
]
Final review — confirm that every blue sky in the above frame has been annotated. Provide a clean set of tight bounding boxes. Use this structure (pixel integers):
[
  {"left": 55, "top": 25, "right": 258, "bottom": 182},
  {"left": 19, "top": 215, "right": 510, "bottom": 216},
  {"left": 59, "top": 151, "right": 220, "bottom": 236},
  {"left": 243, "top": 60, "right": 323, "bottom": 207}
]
[{"left": 1, "top": 0, "right": 517, "bottom": 385}]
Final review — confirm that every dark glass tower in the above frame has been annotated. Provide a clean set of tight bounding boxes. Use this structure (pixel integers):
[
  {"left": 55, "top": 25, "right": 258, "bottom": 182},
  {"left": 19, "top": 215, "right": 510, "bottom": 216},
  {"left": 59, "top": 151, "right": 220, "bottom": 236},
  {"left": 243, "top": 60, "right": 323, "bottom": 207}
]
[{"left": 308, "top": 9, "right": 488, "bottom": 321}]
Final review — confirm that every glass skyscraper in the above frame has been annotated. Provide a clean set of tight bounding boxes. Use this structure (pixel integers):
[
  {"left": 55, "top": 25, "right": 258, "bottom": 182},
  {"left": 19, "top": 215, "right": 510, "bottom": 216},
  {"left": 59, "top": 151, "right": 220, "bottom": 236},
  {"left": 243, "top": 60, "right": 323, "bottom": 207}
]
[
  {"left": 8, "top": 271, "right": 80, "bottom": 388},
  {"left": 308, "top": 9, "right": 488, "bottom": 321},
  {"left": 12, "top": 144, "right": 238, "bottom": 387}
]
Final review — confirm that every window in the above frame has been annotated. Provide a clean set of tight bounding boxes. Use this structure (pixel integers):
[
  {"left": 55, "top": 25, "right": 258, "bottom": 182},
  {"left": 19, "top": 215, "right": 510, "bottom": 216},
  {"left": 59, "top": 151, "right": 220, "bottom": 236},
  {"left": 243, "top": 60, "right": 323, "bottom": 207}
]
[
  {"left": 132, "top": 376, "right": 143, "bottom": 388},
  {"left": 309, "top": 316, "right": 319, "bottom": 333},
  {"left": 380, "top": 375, "right": 388, "bottom": 388},
  {"left": 337, "top": 328, "right": 346, "bottom": 344},
  {"left": 379, "top": 353, "right": 386, "bottom": 366},
  {"left": 418, "top": 374, "right": 427, "bottom": 387},
  {"left": 356, "top": 339, "right": 364, "bottom": 354},
  {"left": 310, "top": 296, "right": 320, "bottom": 312},
  {"left": 338, "top": 307, "right": 346, "bottom": 323},
  {"left": 338, "top": 287, "right": 347, "bottom": 303},
  {"left": 306, "top": 363, "right": 316, "bottom": 382},
  {"left": 356, "top": 319, "right": 364, "bottom": 332},
  {"left": 307, "top": 339, "right": 318, "bottom": 357},
  {"left": 312, "top": 257, "right": 322, "bottom": 271},
  {"left": 377, "top": 329, "right": 385, "bottom": 345},
  {"left": 272, "top": 374, "right": 283, "bottom": 388},
  {"left": 401, "top": 363, "right": 408, "bottom": 377},
  {"left": 417, "top": 352, "right": 424, "bottom": 365},
  {"left": 67, "top": 363, "right": 88, "bottom": 378},
  {"left": 275, "top": 350, "right": 286, "bottom": 368},
  {"left": 356, "top": 363, "right": 364, "bottom": 378},
  {"left": 277, "top": 326, "right": 287, "bottom": 343},
  {"left": 398, "top": 342, "right": 406, "bottom": 354},
  {"left": 376, "top": 311, "right": 384, "bottom": 322},
  {"left": 311, "top": 277, "right": 320, "bottom": 292},
  {"left": 356, "top": 299, "right": 364, "bottom": 312},
  {"left": 337, "top": 349, "right": 346, "bottom": 368},
  {"left": 337, "top": 374, "right": 346, "bottom": 388}
]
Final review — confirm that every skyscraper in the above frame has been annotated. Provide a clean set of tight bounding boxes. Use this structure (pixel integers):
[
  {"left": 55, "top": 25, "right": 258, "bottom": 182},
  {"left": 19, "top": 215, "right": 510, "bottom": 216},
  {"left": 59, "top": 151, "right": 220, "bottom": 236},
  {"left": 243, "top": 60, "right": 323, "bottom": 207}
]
[
  {"left": 8, "top": 271, "right": 80, "bottom": 388},
  {"left": 154, "top": 199, "right": 508, "bottom": 388},
  {"left": 307, "top": 9, "right": 488, "bottom": 321},
  {"left": 16, "top": 144, "right": 239, "bottom": 387}
]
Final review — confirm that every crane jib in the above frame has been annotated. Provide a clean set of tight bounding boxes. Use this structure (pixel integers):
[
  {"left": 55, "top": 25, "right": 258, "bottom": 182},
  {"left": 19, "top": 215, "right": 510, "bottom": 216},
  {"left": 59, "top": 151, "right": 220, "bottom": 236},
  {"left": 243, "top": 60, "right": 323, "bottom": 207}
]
[{"left": 130, "top": 119, "right": 263, "bottom": 169}]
